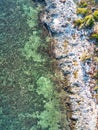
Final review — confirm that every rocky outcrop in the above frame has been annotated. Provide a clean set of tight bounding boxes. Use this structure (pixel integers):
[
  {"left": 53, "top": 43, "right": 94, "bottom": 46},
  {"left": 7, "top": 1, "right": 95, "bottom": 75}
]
[{"left": 41, "top": 0, "right": 98, "bottom": 130}]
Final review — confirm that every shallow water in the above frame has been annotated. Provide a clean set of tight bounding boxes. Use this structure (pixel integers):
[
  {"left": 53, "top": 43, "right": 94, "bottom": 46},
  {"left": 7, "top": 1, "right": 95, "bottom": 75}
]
[{"left": 0, "top": 0, "right": 61, "bottom": 130}]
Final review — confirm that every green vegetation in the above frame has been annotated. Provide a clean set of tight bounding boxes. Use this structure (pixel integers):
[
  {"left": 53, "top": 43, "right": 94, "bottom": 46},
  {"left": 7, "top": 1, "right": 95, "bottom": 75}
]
[
  {"left": 75, "top": 0, "right": 98, "bottom": 94},
  {"left": 78, "top": 1, "right": 88, "bottom": 7},
  {"left": 91, "top": 33, "right": 98, "bottom": 40},
  {"left": 84, "top": 15, "right": 94, "bottom": 27},
  {"left": 94, "top": 86, "right": 98, "bottom": 91},
  {"left": 74, "top": 18, "right": 83, "bottom": 26},
  {"left": 75, "top": 0, "right": 98, "bottom": 28},
  {"left": 93, "top": 10, "right": 98, "bottom": 21},
  {"left": 77, "top": 8, "right": 88, "bottom": 16},
  {"left": 74, "top": 15, "right": 94, "bottom": 28}
]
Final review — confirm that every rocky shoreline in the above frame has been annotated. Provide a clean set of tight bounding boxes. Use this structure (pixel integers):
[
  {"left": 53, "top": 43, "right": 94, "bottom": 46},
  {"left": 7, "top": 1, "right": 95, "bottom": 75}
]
[{"left": 41, "top": 0, "right": 98, "bottom": 130}]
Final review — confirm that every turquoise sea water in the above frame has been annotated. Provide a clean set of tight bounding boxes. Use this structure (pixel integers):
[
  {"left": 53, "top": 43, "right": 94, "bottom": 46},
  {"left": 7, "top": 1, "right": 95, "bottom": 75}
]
[{"left": 0, "top": 0, "right": 62, "bottom": 130}]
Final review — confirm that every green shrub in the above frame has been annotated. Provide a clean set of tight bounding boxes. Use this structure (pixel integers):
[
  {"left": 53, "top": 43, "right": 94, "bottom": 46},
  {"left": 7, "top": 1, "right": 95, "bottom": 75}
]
[
  {"left": 91, "top": 33, "right": 98, "bottom": 39},
  {"left": 78, "top": 1, "right": 88, "bottom": 8},
  {"left": 74, "top": 18, "right": 84, "bottom": 26},
  {"left": 74, "top": 15, "right": 94, "bottom": 28},
  {"left": 77, "top": 8, "right": 88, "bottom": 16},
  {"left": 93, "top": 10, "right": 98, "bottom": 21},
  {"left": 84, "top": 15, "right": 94, "bottom": 27},
  {"left": 94, "top": 86, "right": 98, "bottom": 91}
]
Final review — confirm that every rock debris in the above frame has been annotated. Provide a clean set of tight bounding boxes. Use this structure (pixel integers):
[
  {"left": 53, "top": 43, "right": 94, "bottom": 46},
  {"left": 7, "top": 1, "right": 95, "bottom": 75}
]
[{"left": 41, "top": 0, "right": 98, "bottom": 130}]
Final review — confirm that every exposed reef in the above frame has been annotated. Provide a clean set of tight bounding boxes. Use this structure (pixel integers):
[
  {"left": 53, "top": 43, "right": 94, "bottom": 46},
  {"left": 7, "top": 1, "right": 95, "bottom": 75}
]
[{"left": 41, "top": 0, "right": 98, "bottom": 129}]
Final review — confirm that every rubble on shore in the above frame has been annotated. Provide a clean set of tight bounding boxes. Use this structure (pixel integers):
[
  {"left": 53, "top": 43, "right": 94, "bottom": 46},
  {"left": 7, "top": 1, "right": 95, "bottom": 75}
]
[{"left": 41, "top": 0, "right": 98, "bottom": 129}]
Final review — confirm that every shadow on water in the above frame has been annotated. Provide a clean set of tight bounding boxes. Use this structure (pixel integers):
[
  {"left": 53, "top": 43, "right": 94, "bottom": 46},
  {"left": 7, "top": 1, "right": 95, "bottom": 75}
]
[{"left": 0, "top": 0, "right": 65, "bottom": 130}]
